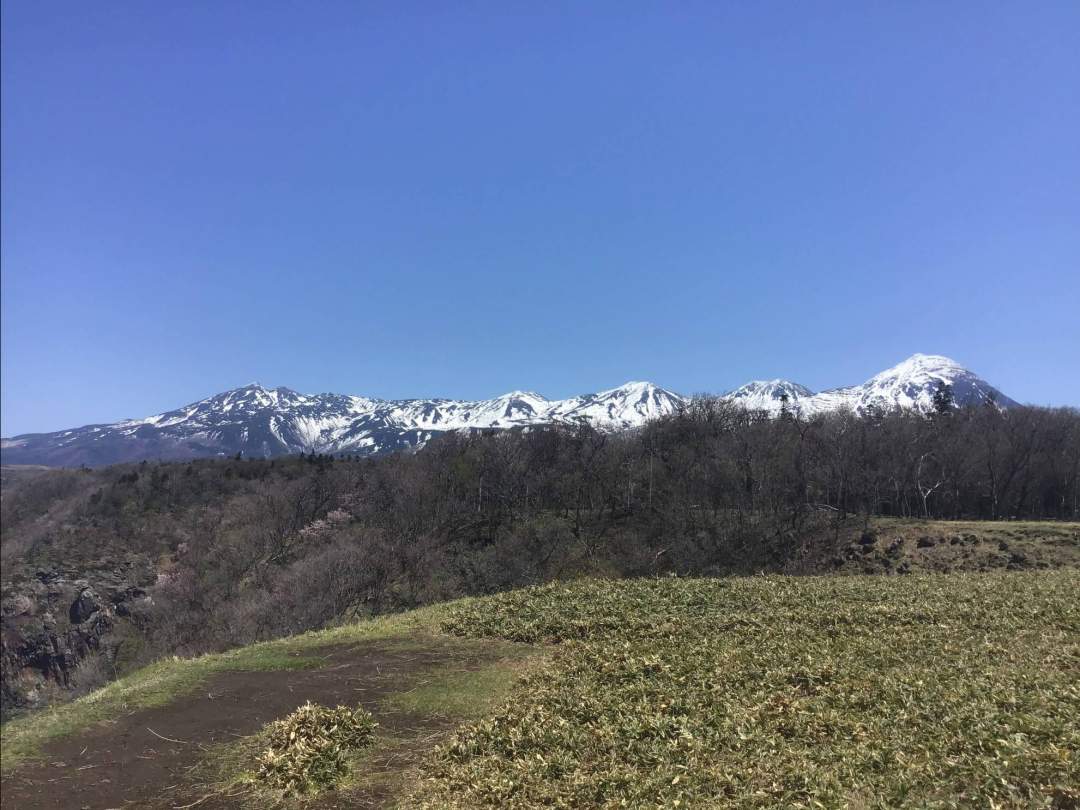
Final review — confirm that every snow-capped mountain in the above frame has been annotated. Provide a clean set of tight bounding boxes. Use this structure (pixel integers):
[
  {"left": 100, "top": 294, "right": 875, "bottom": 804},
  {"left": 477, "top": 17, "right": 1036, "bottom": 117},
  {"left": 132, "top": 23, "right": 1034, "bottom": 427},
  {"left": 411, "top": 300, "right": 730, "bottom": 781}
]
[
  {"left": 729, "top": 354, "right": 1017, "bottom": 417},
  {"left": 724, "top": 380, "right": 815, "bottom": 413},
  {"left": 0, "top": 382, "right": 685, "bottom": 467},
  {"left": 0, "top": 355, "right": 1018, "bottom": 467},
  {"left": 805, "top": 353, "right": 1017, "bottom": 415}
]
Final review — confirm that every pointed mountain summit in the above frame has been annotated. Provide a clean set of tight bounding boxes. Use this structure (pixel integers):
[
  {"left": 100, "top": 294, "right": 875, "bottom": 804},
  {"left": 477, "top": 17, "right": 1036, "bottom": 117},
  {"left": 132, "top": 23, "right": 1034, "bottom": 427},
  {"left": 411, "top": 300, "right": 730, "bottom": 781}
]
[
  {"left": 797, "top": 354, "right": 1017, "bottom": 415},
  {"left": 859, "top": 353, "right": 1017, "bottom": 410},
  {"left": 548, "top": 382, "right": 685, "bottom": 429}
]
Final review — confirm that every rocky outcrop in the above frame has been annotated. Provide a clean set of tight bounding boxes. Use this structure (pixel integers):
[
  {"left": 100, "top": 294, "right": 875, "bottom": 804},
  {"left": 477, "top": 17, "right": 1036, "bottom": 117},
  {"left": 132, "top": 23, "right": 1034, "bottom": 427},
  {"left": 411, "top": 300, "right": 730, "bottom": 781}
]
[
  {"left": 69, "top": 587, "right": 102, "bottom": 624},
  {"left": 1, "top": 561, "right": 156, "bottom": 718}
]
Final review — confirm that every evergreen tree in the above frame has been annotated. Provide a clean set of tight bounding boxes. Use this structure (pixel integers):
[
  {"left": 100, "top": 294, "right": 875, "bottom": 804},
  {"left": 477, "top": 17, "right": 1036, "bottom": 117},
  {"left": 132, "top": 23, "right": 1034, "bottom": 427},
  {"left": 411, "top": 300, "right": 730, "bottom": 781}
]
[
  {"left": 779, "top": 392, "right": 793, "bottom": 422},
  {"left": 932, "top": 381, "right": 955, "bottom": 414}
]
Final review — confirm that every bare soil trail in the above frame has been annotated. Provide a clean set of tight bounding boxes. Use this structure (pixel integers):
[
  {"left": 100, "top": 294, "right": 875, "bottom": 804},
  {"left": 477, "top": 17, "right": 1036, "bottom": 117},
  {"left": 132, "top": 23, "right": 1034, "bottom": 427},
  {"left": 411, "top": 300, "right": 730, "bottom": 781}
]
[{"left": 1, "top": 637, "right": 515, "bottom": 809}]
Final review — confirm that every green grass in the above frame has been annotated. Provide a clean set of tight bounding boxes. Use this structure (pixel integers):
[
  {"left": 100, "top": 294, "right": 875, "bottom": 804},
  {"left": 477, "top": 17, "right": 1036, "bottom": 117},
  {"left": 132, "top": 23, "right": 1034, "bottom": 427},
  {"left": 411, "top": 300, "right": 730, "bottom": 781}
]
[
  {"left": 0, "top": 605, "right": 447, "bottom": 772},
  {"left": 386, "top": 653, "right": 545, "bottom": 719},
  {"left": 410, "top": 571, "right": 1080, "bottom": 808}
]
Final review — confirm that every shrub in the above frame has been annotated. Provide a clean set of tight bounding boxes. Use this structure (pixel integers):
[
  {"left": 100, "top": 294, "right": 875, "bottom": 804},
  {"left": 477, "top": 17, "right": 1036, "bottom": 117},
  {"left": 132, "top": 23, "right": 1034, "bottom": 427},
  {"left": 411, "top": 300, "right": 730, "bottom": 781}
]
[{"left": 254, "top": 701, "right": 377, "bottom": 795}]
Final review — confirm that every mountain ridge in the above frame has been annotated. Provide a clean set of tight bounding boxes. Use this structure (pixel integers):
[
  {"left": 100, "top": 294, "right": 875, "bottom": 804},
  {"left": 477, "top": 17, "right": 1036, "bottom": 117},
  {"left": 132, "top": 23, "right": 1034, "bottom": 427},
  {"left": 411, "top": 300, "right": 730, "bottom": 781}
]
[{"left": 1, "top": 355, "right": 1018, "bottom": 467}]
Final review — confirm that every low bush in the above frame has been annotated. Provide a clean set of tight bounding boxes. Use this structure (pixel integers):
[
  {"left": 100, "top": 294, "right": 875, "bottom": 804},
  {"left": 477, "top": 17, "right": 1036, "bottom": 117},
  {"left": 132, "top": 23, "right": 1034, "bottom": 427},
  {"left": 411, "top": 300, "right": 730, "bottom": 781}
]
[{"left": 254, "top": 701, "right": 377, "bottom": 795}]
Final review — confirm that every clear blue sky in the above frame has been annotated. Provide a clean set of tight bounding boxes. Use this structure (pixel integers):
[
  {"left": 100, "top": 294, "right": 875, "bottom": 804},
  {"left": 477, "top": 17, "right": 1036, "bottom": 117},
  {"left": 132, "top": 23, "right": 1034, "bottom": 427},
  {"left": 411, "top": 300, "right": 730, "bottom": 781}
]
[{"left": 3, "top": 2, "right": 1078, "bottom": 435}]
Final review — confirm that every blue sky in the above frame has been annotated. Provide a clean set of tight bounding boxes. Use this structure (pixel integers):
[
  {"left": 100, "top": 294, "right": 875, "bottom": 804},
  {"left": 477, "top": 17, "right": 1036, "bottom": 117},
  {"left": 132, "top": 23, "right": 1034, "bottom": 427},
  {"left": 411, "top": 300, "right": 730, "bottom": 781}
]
[{"left": 2, "top": 2, "right": 1078, "bottom": 435}]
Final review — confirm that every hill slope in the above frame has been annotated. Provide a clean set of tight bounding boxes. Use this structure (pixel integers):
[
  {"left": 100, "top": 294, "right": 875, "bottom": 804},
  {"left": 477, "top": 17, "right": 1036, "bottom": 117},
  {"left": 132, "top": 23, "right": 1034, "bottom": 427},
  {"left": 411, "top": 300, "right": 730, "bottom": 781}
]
[
  {"left": 418, "top": 572, "right": 1078, "bottom": 808},
  {"left": 3, "top": 572, "right": 1077, "bottom": 808}
]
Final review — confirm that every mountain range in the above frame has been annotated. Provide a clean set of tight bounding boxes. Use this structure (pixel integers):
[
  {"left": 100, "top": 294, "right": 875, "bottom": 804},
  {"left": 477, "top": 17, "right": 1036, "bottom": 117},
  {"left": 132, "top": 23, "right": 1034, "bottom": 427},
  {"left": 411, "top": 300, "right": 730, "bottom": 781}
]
[{"left": 1, "top": 354, "right": 1017, "bottom": 467}]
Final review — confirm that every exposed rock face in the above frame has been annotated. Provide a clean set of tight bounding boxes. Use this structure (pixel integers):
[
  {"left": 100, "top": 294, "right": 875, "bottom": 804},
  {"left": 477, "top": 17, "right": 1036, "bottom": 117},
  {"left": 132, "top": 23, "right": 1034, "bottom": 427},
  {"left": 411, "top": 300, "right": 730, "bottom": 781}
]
[
  {"left": 69, "top": 587, "right": 102, "bottom": 624},
  {"left": 1, "top": 562, "right": 156, "bottom": 719}
]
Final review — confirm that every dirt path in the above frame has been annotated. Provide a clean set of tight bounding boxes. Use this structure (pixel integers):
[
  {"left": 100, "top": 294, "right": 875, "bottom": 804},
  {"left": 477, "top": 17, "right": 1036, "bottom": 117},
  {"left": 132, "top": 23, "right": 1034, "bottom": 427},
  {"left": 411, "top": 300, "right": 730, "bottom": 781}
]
[{"left": 1, "top": 637, "right": 507, "bottom": 809}]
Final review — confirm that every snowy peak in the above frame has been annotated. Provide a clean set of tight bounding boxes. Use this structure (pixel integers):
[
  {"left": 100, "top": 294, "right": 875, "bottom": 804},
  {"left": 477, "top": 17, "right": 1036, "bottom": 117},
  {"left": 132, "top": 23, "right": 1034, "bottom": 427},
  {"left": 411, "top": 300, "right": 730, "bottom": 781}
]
[
  {"left": 841, "top": 353, "right": 1015, "bottom": 413},
  {"left": 549, "top": 382, "right": 685, "bottom": 428},
  {"left": 473, "top": 391, "right": 551, "bottom": 425},
  {"left": 803, "top": 354, "right": 1015, "bottom": 415},
  {"left": 724, "top": 379, "right": 815, "bottom": 414},
  {"left": 873, "top": 353, "right": 964, "bottom": 380},
  {"left": 863, "top": 354, "right": 969, "bottom": 400},
  {"left": 205, "top": 384, "right": 305, "bottom": 411}
]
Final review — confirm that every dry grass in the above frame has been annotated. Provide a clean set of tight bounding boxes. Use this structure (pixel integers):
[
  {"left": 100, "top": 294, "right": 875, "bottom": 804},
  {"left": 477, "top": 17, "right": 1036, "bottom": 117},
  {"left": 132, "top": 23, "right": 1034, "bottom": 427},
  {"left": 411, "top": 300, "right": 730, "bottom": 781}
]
[{"left": 253, "top": 701, "right": 377, "bottom": 795}]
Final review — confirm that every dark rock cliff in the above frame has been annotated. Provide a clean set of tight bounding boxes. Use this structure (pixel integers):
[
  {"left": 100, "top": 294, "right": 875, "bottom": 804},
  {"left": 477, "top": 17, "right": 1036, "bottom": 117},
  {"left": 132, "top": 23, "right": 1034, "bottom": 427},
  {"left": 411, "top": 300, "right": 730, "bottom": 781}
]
[{"left": 1, "top": 561, "right": 156, "bottom": 719}]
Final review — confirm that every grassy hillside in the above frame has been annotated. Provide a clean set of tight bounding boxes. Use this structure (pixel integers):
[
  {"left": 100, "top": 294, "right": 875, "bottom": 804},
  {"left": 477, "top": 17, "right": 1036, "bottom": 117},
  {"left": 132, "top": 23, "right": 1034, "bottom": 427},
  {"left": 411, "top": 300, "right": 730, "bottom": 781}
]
[
  {"left": 417, "top": 572, "right": 1079, "bottom": 808},
  {"left": 3, "top": 570, "right": 1077, "bottom": 808}
]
